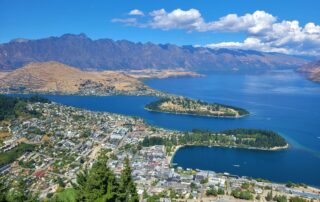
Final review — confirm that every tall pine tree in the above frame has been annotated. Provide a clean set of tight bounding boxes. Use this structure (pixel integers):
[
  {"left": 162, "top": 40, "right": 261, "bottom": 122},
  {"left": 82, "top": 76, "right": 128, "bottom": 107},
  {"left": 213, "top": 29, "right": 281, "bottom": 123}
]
[
  {"left": 117, "top": 157, "right": 139, "bottom": 202},
  {"left": 73, "top": 154, "right": 139, "bottom": 202},
  {"left": 74, "top": 153, "right": 118, "bottom": 202}
]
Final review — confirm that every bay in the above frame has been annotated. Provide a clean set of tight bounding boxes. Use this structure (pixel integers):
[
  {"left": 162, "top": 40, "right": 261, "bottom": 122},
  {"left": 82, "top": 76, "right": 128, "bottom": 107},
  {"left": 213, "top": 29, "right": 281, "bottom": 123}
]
[{"left": 42, "top": 70, "right": 320, "bottom": 186}]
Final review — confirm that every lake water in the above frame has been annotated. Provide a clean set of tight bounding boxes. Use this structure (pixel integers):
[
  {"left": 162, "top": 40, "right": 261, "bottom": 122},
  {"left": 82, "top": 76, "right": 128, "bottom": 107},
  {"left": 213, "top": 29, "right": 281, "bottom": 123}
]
[{"left": 42, "top": 70, "right": 320, "bottom": 186}]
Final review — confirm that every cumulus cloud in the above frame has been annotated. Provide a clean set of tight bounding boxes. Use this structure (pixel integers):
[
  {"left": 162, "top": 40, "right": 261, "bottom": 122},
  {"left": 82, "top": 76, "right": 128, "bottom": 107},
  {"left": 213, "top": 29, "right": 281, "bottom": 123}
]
[
  {"left": 112, "top": 8, "right": 320, "bottom": 55},
  {"left": 206, "top": 38, "right": 289, "bottom": 54},
  {"left": 128, "top": 9, "right": 144, "bottom": 16},
  {"left": 148, "top": 8, "right": 204, "bottom": 31},
  {"left": 202, "top": 10, "right": 277, "bottom": 33}
]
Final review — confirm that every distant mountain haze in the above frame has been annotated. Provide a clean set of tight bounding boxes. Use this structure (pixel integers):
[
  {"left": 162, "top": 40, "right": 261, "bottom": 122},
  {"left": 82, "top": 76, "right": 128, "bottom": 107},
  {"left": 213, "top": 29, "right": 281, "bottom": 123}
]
[
  {"left": 0, "top": 33, "right": 308, "bottom": 72},
  {"left": 298, "top": 60, "right": 320, "bottom": 83}
]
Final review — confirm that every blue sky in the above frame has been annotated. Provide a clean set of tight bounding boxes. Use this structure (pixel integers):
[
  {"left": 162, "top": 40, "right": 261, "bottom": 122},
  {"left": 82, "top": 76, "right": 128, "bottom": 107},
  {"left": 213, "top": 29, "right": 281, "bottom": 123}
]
[{"left": 1, "top": 0, "right": 320, "bottom": 55}]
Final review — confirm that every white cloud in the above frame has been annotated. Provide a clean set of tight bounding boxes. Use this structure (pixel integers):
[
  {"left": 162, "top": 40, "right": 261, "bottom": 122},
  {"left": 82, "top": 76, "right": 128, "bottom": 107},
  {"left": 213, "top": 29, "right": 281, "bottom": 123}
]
[
  {"left": 203, "top": 10, "right": 277, "bottom": 34},
  {"left": 304, "top": 23, "right": 320, "bottom": 34},
  {"left": 112, "top": 8, "right": 320, "bottom": 55},
  {"left": 148, "top": 8, "right": 204, "bottom": 31},
  {"left": 128, "top": 9, "right": 144, "bottom": 16},
  {"left": 206, "top": 38, "right": 289, "bottom": 54}
]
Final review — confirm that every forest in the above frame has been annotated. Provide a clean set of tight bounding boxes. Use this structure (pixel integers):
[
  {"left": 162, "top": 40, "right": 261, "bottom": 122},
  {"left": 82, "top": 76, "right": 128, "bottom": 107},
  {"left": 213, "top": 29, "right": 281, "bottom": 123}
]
[
  {"left": 142, "top": 128, "right": 287, "bottom": 150},
  {"left": 0, "top": 95, "right": 50, "bottom": 121}
]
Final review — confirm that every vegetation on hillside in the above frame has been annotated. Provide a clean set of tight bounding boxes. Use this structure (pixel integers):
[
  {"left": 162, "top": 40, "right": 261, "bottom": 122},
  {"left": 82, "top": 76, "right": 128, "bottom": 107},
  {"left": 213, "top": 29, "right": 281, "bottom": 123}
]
[
  {"left": 0, "top": 95, "right": 50, "bottom": 121},
  {"left": 0, "top": 95, "right": 49, "bottom": 166},
  {"left": 0, "top": 177, "right": 39, "bottom": 202},
  {"left": 222, "top": 128, "right": 287, "bottom": 148},
  {"left": 141, "top": 128, "right": 287, "bottom": 150},
  {"left": 0, "top": 143, "right": 35, "bottom": 166}
]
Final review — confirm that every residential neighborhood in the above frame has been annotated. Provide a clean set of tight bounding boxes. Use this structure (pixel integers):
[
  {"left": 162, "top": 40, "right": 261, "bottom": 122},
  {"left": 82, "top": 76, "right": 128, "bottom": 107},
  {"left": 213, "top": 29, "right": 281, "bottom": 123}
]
[{"left": 1, "top": 102, "right": 320, "bottom": 201}]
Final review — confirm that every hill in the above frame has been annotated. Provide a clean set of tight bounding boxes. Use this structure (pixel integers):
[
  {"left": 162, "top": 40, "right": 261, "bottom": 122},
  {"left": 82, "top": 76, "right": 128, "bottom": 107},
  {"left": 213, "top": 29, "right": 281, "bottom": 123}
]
[
  {"left": 0, "top": 62, "right": 157, "bottom": 95},
  {"left": 298, "top": 60, "right": 320, "bottom": 82},
  {"left": 0, "top": 34, "right": 307, "bottom": 72}
]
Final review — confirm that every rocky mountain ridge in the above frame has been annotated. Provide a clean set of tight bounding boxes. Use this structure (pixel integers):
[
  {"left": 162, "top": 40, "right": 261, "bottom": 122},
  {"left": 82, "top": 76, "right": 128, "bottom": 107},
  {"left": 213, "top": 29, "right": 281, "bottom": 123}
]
[{"left": 0, "top": 33, "right": 307, "bottom": 72}]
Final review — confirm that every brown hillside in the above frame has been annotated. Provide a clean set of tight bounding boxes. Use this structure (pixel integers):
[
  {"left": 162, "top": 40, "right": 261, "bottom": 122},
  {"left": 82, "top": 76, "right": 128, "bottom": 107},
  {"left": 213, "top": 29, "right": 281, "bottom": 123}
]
[{"left": 0, "top": 62, "right": 155, "bottom": 95}]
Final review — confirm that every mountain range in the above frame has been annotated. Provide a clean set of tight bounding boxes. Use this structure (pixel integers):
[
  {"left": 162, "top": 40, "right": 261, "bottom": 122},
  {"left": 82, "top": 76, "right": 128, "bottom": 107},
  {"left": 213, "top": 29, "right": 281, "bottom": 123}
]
[{"left": 0, "top": 34, "right": 308, "bottom": 72}]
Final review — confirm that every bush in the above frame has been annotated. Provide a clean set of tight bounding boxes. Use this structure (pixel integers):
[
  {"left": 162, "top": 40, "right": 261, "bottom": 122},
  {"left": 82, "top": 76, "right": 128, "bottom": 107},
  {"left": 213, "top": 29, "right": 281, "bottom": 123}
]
[
  {"left": 290, "top": 196, "right": 308, "bottom": 202},
  {"left": 274, "top": 195, "right": 287, "bottom": 202},
  {"left": 231, "top": 188, "right": 253, "bottom": 200},
  {"left": 266, "top": 191, "right": 273, "bottom": 201}
]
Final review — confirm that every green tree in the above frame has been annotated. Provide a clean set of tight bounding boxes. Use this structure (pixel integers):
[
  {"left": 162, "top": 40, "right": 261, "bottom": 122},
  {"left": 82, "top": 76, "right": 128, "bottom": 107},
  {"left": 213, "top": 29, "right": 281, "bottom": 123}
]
[
  {"left": 217, "top": 188, "right": 224, "bottom": 195},
  {"left": 5, "top": 179, "right": 38, "bottom": 202},
  {"left": 74, "top": 153, "right": 117, "bottom": 202},
  {"left": 206, "top": 188, "right": 218, "bottom": 196},
  {"left": 0, "top": 177, "right": 8, "bottom": 202},
  {"left": 266, "top": 191, "right": 273, "bottom": 201},
  {"left": 256, "top": 194, "right": 261, "bottom": 200},
  {"left": 286, "top": 181, "right": 295, "bottom": 188},
  {"left": 73, "top": 169, "right": 89, "bottom": 201},
  {"left": 57, "top": 177, "right": 66, "bottom": 188},
  {"left": 117, "top": 157, "right": 139, "bottom": 202},
  {"left": 274, "top": 195, "right": 287, "bottom": 202},
  {"left": 241, "top": 182, "right": 250, "bottom": 189},
  {"left": 231, "top": 188, "right": 253, "bottom": 200}
]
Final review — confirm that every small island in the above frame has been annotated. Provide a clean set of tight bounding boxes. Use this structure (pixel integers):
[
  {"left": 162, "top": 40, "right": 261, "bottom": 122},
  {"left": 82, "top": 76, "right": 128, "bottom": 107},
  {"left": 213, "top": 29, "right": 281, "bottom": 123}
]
[
  {"left": 141, "top": 128, "right": 288, "bottom": 151},
  {"left": 145, "top": 96, "right": 249, "bottom": 118}
]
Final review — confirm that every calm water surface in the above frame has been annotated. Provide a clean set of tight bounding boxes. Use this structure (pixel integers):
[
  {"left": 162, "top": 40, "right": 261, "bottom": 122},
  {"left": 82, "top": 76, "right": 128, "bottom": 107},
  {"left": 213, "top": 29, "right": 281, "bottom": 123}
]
[{"left": 43, "top": 71, "right": 320, "bottom": 186}]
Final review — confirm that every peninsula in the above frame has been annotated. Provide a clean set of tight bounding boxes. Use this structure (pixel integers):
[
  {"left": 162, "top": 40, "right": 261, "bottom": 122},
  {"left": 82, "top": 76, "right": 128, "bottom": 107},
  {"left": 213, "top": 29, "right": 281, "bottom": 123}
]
[
  {"left": 145, "top": 96, "right": 249, "bottom": 118},
  {"left": 142, "top": 128, "right": 288, "bottom": 152}
]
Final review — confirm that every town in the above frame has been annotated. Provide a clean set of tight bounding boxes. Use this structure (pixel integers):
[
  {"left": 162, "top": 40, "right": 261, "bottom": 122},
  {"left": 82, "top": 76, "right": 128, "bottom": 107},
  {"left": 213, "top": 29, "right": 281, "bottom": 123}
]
[{"left": 1, "top": 101, "right": 320, "bottom": 201}]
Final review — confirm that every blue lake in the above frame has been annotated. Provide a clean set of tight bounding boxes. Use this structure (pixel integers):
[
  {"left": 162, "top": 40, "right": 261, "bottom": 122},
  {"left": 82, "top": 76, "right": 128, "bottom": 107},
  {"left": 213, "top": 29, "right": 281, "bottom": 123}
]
[{"left": 41, "top": 70, "right": 320, "bottom": 186}]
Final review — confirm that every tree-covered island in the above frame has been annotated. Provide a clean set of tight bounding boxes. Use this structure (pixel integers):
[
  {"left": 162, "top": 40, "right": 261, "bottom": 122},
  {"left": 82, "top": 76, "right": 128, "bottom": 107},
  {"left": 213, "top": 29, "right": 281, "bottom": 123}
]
[{"left": 145, "top": 96, "right": 249, "bottom": 118}]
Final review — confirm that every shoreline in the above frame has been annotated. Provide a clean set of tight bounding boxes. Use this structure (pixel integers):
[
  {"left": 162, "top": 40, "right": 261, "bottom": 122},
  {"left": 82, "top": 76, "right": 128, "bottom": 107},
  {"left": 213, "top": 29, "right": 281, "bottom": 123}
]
[
  {"left": 169, "top": 143, "right": 289, "bottom": 166},
  {"left": 0, "top": 91, "right": 168, "bottom": 98},
  {"left": 2, "top": 93, "right": 251, "bottom": 119}
]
